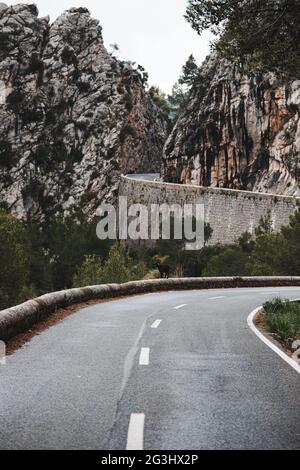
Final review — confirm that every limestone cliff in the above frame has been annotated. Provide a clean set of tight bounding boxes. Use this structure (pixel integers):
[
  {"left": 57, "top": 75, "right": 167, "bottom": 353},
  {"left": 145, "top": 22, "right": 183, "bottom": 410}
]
[
  {"left": 163, "top": 55, "right": 300, "bottom": 196},
  {"left": 0, "top": 4, "right": 166, "bottom": 220}
]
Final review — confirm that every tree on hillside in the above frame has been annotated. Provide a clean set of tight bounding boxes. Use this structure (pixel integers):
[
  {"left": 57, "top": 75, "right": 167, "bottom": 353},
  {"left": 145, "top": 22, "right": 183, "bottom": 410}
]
[
  {"left": 73, "top": 255, "right": 103, "bottom": 287},
  {"left": 168, "top": 82, "right": 187, "bottom": 116},
  {"left": 45, "top": 210, "right": 112, "bottom": 290},
  {"left": 25, "top": 221, "right": 53, "bottom": 295},
  {"left": 202, "top": 209, "right": 300, "bottom": 277},
  {"left": 203, "top": 246, "right": 251, "bottom": 277},
  {"left": 178, "top": 54, "right": 199, "bottom": 87},
  {"left": 185, "top": 0, "right": 300, "bottom": 78},
  {"left": 149, "top": 86, "right": 171, "bottom": 117},
  {"left": 100, "top": 244, "right": 132, "bottom": 284},
  {"left": 136, "top": 64, "right": 149, "bottom": 86},
  {"left": 279, "top": 209, "right": 300, "bottom": 275},
  {"left": 204, "top": 222, "right": 213, "bottom": 246},
  {"left": 255, "top": 210, "right": 274, "bottom": 237},
  {"left": 250, "top": 233, "right": 285, "bottom": 276},
  {"left": 0, "top": 211, "right": 30, "bottom": 309},
  {"left": 168, "top": 55, "right": 199, "bottom": 119}
]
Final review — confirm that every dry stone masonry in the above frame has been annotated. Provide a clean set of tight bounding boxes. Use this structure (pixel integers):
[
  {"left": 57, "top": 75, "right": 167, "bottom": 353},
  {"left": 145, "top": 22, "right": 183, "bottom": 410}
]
[{"left": 120, "top": 176, "right": 300, "bottom": 245}]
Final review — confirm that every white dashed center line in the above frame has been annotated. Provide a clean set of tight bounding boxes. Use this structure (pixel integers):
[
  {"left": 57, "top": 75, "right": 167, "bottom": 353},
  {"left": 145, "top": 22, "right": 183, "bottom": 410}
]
[
  {"left": 139, "top": 347, "right": 150, "bottom": 365},
  {"left": 151, "top": 319, "right": 162, "bottom": 329},
  {"left": 174, "top": 304, "right": 187, "bottom": 310},
  {"left": 126, "top": 413, "right": 145, "bottom": 450},
  {"left": 208, "top": 296, "right": 226, "bottom": 300}
]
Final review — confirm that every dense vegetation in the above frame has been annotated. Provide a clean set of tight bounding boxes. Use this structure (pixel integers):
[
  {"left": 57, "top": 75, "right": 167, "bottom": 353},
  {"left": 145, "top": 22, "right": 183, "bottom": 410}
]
[
  {"left": 0, "top": 209, "right": 111, "bottom": 310},
  {"left": 185, "top": 0, "right": 300, "bottom": 78},
  {"left": 0, "top": 208, "right": 299, "bottom": 310},
  {"left": 263, "top": 298, "right": 300, "bottom": 344}
]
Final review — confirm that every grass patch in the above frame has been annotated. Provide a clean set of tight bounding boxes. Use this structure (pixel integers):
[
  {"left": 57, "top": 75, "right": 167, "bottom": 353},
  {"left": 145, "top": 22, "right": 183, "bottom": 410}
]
[{"left": 263, "top": 298, "right": 300, "bottom": 344}]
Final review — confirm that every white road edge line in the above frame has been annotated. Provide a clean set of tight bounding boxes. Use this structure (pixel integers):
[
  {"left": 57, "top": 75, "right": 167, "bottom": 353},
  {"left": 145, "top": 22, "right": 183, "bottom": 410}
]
[
  {"left": 151, "top": 319, "right": 162, "bottom": 329},
  {"left": 208, "top": 296, "right": 226, "bottom": 300},
  {"left": 126, "top": 413, "right": 145, "bottom": 450},
  {"left": 247, "top": 306, "right": 300, "bottom": 375},
  {"left": 174, "top": 304, "right": 187, "bottom": 310},
  {"left": 139, "top": 347, "right": 150, "bottom": 366}
]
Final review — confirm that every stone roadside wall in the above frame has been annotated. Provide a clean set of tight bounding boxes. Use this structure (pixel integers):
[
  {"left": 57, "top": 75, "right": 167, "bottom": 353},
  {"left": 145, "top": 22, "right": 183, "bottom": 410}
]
[
  {"left": 1, "top": 277, "right": 300, "bottom": 342},
  {"left": 120, "top": 176, "right": 300, "bottom": 244}
]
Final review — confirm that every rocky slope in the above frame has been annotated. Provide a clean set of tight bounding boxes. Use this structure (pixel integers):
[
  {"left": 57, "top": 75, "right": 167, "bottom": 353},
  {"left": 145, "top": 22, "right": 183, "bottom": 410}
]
[
  {"left": 163, "top": 55, "right": 300, "bottom": 196},
  {"left": 0, "top": 4, "right": 166, "bottom": 220}
]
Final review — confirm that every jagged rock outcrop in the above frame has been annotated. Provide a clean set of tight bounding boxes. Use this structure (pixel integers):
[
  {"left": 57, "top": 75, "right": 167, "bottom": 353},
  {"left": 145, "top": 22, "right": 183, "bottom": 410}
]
[
  {"left": 0, "top": 4, "right": 166, "bottom": 219},
  {"left": 163, "top": 55, "right": 300, "bottom": 196}
]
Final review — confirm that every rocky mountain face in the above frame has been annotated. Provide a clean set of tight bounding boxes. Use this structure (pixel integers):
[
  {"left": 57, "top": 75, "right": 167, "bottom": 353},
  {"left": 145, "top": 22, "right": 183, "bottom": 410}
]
[
  {"left": 0, "top": 4, "right": 166, "bottom": 220},
  {"left": 163, "top": 55, "right": 300, "bottom": 197}
]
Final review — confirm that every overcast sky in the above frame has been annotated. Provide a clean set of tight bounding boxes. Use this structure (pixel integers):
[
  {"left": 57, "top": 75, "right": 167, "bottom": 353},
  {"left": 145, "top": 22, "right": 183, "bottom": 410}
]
[{"left": 8, "top": 0, "right": 212, "bottom": 93}]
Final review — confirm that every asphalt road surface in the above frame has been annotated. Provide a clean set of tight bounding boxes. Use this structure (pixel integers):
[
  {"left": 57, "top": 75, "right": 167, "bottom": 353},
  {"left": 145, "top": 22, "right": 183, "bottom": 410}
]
[
  {"left": 125, "top": 173, "right": 160, "bottom": 181},
  {"left": 0, "top": 287, "right": 299, "bottom": 450}
]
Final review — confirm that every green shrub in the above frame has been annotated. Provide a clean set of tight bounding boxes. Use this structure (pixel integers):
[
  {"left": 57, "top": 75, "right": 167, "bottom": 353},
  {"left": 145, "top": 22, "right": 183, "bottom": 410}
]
[
  {"left": 21, "top": 108, "right": 44, "bottom": 124},
  {"left": 6, "top": 89, "right": 25, "bottom": 112},
  {"left": 45, "top": 109, "right": 56, "bottom": 125},
  {"left": 31, "top": 144, "right": 67, "bottom": 169},
  {"left": 73, "top": 255, "right": 103, "bottom": 287},
  {"left": 0, "top": 211, "right": 30, "bottom": 309},
  {"left": 119, "top": 124, "right": 137, "bottom": 143},
  {"left": 72, "top": 68, "right": 82, "bottom": 81},
  {"left": 21, "top": 179, "right": 44, "bottom": 201},
  {"left": 28, "top": 4, "right": 38, "bottom": 15},
  {"left": 0, "top": 32, "right": 10, "bottom": 56},
  {"left": 149, "top": 86, "right": 171, "bottom": 116},
  {"left": 32, "top": 144, "right": 50, "bottom": 166},
  {"left": 100, "top": 244, "right": 132, "bottom": 284},
  {"left": 130, "top": 260, "right": 148, "bottom": 280},
  {"left": 123, "top": 93, "right": 134, "bottom": 111},
  {"left": 77, "top": 81, "right": 91, "bottom": 93},
  {"left": 69, "top": 147, "right": 84, "bottom": 163},
  {"left": 61, "top": 47, "right": 77, "bottom": 66},
  {"left": 263, "top": 298, "right": 300, "bottom": 343},
  {"left": 203, "top": 246, "right": 251, "bottom": 277},
  {"left": 76, "top": 7, "right": 89, "bottom": 14},
  {"left": 28, "top": 53, "right": 44, "bottom": 74},
  {"left": 143, "top": 269, "right": 160, "bottom": 280},
  {"left": 76, "top": 120, "right": 88, "bottom": 131},
  {"left": 72, "top": 245, "right": 148, "bottom": 287},
  {"left": 0, "top": 140, "right": 14, "bottom": 167}
]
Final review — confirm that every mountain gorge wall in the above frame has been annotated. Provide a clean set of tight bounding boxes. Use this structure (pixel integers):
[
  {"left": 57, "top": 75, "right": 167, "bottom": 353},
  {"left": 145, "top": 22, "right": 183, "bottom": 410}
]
[
  {"left": 1, "top": 3, "right": 299, "bottom": 227},
  {"left": 163, "top": 56, "right": 300, "bottom": 197},
  {"left": 0, "top": 4, "right": 166, "bottom": 220}
]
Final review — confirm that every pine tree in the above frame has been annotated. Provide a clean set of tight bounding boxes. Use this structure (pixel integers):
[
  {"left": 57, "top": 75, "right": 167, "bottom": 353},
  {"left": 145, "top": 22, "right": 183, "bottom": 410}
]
[
  {"left": 178, "top": 54, "right": 198, "bottom": 87},
  {"left": 185, "top": 0, "right": 300, "bottom": 78}
]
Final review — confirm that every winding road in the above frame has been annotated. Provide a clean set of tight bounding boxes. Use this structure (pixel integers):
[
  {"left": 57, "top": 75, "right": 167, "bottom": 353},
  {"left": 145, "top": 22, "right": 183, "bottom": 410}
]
[{"left": 0, "top": 287, "right": 299, "bottom": 450}]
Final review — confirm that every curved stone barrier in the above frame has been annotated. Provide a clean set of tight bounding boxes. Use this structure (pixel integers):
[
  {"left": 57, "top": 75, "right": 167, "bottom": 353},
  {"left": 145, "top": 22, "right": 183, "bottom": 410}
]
[{"left": 1, "top": 276, "right": 300, "bottom": 342}]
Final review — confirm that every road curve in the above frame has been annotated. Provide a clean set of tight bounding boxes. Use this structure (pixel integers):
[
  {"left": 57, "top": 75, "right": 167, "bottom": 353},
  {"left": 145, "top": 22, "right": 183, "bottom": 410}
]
[
  {"left": 0, "top": 287, "right": 299, "bottom": 450},
  {"left": 125, "top": 173, "right": 160, "bottom": 181}
]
